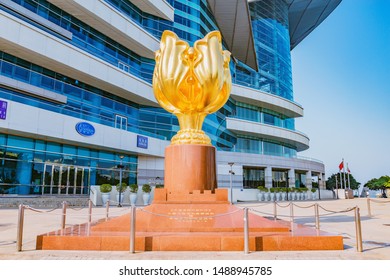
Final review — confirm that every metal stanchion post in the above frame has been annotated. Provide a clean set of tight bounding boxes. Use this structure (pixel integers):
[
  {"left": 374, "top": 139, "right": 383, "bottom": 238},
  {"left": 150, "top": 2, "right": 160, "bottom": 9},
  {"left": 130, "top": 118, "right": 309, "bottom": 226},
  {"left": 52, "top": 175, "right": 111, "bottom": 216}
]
[
  {"left": 314, "top": 203, "right": 320, "bottom": 229},
  {"left": 243, "top": 208, "right": 249, "bottom": 254},
  {"left": 130, "top": 205, "right": 136, "bottom": 253},
  {"left": 228, "top": 162, "right": 234, "bottom": 204},
  {"left": 367, "top": 198, "right": 372, "bottom": 217},
  {"left": 16, "top": 204, "right": 25, "bottom": 252},
  {"left": 61, "top": 201, "right": 67, "bottom": 229},
  {"left": 88, "top": 199, "right": 92, "bottom": 223},
  {"left": 355, "top": 207, "right": 363, "bottom": 252},
  {"left": 118, "top": 155, "right": 125, "bottom": 207},
  {"left": 105, "top": 200, "right": 110, "bottom": 221},
  {"left": 273, "top": 201, "right": 277, "bottom": 220},
  {"left": 290, "top": 203, "right": 294, "bottom": 223}
]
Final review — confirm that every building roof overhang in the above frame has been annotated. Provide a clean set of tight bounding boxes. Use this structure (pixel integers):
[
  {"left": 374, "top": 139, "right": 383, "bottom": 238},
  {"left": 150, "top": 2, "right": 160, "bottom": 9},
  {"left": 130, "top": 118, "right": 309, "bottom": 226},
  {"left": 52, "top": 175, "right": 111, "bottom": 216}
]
[
  {"left": 208, "top": 0, "right": 341, "bottom": 70},
  {"left": 207, "top": 0, "right": 258, "bottom": 71},
  {"left": 287, "top": 0, "right": 342, "bottom": 49}
]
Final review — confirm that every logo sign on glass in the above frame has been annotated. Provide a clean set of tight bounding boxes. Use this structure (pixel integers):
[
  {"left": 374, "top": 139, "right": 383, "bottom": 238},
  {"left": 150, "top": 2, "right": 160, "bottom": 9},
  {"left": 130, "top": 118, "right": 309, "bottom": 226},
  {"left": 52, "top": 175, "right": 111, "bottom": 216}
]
[
  {"left": 0, "top": 100, "right": 7, "bottom": 120},
  {"left": 137, "top": 135, "right": 148, "bottom": 149},
  {"left": 75, "top": 122, "right": 95, "bottom": 137}
]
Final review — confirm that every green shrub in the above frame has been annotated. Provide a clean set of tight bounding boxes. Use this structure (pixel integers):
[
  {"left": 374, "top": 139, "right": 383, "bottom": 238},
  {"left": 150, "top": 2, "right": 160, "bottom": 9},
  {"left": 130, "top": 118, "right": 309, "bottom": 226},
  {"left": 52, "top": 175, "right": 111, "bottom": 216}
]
[
  {"left": 142, "top": 184, "right": 151, "bottom": 193},
  {"left": 116, "top": 182, "right": 127, "bottom": 193},
  {"left": 129, "top": 184, "right": 138, "bottom": 193},
  {"left": 100, "top": 184, "right": 112, "bottom": 193}
]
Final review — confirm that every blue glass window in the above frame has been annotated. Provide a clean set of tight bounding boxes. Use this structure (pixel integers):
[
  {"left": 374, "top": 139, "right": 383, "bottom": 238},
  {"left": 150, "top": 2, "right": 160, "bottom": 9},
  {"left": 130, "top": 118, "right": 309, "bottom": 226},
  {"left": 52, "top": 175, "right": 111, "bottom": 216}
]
[{"left": 0, "top": 133, "right": 138, "bottom": 195}]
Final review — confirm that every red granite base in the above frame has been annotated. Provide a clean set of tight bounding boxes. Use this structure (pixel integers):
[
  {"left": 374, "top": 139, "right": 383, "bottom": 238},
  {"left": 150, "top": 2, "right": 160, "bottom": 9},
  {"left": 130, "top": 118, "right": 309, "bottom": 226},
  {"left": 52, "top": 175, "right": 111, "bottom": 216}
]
[{"left": 36, "top": 203, "right": 344, "bottom": 251}]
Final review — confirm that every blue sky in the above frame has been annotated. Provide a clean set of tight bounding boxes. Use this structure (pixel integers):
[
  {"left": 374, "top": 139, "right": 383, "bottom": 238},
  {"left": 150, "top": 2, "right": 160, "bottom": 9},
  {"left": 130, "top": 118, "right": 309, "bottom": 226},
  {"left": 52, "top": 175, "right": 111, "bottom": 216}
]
[{"left": 291, "top": 0, "right": 390, "bottom": 185}]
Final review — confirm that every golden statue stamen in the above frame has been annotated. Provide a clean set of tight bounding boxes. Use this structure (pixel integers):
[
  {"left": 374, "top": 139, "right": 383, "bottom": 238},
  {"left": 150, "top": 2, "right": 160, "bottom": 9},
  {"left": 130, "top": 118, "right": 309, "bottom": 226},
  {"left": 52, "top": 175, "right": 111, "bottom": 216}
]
[{"left": 153, "top": 30, "right": 232, "bottom": 145}]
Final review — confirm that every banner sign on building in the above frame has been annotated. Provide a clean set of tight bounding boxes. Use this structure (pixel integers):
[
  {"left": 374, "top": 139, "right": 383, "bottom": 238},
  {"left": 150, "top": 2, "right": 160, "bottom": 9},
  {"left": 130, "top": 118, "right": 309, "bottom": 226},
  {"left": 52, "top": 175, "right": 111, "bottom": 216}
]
[
  {"left": 75, "top": 122, "right": 95, "bottom": 137},
  {"left": 137, "top": 135, "right": 148, "bottom": 149},
  {"left": 0, "top": 100, "right": 7, "bottom": 120}
]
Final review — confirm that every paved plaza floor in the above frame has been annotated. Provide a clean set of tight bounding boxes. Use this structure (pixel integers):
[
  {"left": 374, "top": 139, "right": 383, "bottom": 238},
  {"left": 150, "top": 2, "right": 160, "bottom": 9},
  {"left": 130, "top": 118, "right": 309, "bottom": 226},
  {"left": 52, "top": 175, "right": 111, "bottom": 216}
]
[{"left": 0, "top": 198, "right": 389, "bottom": 260}]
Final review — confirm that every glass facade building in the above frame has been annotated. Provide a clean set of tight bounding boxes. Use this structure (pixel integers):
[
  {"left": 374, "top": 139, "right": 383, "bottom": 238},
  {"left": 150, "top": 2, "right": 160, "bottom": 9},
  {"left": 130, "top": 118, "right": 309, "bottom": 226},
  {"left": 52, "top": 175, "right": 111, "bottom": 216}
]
[
  {"left": 236, "top": 0, "right": 293, "bottom": 100},
  {"left": 0, "top": 0, "right": 340, "bottom": 197}
]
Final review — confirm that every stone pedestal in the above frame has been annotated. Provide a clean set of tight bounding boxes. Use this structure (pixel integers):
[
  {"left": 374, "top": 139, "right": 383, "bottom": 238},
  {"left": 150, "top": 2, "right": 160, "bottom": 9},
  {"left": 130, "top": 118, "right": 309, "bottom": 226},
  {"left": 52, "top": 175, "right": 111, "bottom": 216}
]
[
  {"left": 36, "top": 145, "right": 344, "bottom": 252},
  {"left": 164, "top": 144, "right": 217, "bottom": 198},
  {"left": 37, "top": 203, "right": 344, "bottom": 251}
]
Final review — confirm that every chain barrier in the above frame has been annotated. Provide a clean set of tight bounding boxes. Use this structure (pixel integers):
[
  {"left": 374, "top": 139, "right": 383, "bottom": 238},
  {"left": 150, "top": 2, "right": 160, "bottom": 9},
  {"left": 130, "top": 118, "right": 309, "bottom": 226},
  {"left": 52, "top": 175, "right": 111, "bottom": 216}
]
[
  {"left": 275, "top": 202, "right": 292, "bottom": 208},
  {"left": 366, "top": 198, "right": 390, "bottom": 217},
  {"left": 17, "top": 203, "right": 68, "bottom": 251},
  {"left": 248, "top": 203, "right": 313, "bottom": 219},
  {"left": 318, "top": 204, "right": 356, "bottom": 214},
  {"left": 243, "top": 202, "right": 363, "bottom": 252},
  {"left": 291, "top": 202, "right": 317, "bottom": 209},
  {"left": 66, "top": 205, "right": 87, "bottom": 211},
  {"left": 23, "top": 205, "right": 60, "bottom": 213},
  {"left": 16, "top": 199, "right": 106, "bottom": 251},
  {"left": 248, "top": 203, "right": 356, "bottom": 218},
  {"left": 367, "top": 198, "right": 390, "bottom": 204},
  {"left": 249, "top": 208, "right": 274, "bottom": 216},
  {"left": 235, "top": 202, "right": 271, "bottom": 208},
  {"left": 17, "top": 199, "right": 372, "bottom": 253}
]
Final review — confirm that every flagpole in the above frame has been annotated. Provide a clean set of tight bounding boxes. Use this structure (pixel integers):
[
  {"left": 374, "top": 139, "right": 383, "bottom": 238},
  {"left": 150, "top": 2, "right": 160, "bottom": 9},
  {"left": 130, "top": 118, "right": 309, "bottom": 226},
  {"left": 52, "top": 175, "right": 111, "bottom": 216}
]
[
  {"left": 342, "top": 158, "right": 347, "bottom": 190},
  {"left": 335, "top": 173, "right": 339, "bottom": 199},
  {"left": 347, "top": 163, "right": 351, "bottom": 190},
  {"left": 338, "top": 159, "right": 344, "bottom": 190}
]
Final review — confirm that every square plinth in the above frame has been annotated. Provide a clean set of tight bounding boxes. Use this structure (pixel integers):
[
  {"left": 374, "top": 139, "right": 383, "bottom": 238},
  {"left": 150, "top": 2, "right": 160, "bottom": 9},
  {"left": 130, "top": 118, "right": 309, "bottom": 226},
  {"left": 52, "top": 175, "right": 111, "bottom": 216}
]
[{"left": 37, "top": 203, "right": 344, "bottom": 252}]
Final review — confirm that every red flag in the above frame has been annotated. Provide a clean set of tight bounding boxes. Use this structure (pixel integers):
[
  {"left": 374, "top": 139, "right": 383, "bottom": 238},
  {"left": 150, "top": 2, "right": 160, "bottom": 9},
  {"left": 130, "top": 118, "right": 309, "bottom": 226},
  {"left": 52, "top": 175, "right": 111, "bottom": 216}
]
[
  {"left": 347, "top": 167, "right": 351, "bottom": 173},
  {"left": 338, "top": 161, "right": 344, "bottom": 170}
]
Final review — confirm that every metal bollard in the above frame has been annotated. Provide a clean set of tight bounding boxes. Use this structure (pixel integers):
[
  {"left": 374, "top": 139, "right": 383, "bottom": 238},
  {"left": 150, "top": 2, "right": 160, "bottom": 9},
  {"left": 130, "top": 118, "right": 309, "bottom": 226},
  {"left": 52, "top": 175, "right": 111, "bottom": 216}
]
[
  {"left": 273, "top": 201, "right": 277, "bottom": 221},
  {"left": 130, "top": 205, "right": 136, "bottom": 253},
  {"left": 16, "top": 204, "right": 25, "bottom": 252},
  {"left": 354, "top": 207, "right": 363, "bottom": 252},
  {"left": 88, "top": 199, "right": 93, "bottom": 223},
  {"left": 86, "top": 220, "right": 91, "bottom": 236},
  {"left": 105, "top": 200, "right": 110, "bottom": 221},
  {"left": 243, "top": 208, "right": 249, "bottom": 254},
  {"left": 290, "top": 203, "right": 294, "bottom": 223},
  {"left": 314, "top": 203, "right": 320, "bottom": 229},
  {"left": 61, "top": 201, "right": 67, "bottom": 229},
  {"left": 367, "top": 198, "right": 372, "bottom": 217}
]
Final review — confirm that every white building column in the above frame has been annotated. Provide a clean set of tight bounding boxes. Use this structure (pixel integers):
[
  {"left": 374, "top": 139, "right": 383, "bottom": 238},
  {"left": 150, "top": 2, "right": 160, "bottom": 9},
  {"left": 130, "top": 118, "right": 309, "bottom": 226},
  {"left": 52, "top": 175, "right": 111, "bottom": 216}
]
[
  {"left": 265, "top": 166, "right": 272, "bottom": 189},
  {"left": 306, "top": 170, "right": 313, "bottom": 189},
  {"left": 288, "top": 169, "right": 295, "bottom": 189},
  {"left": 318, "top": 173, "right": 325, "bottom": 190}
]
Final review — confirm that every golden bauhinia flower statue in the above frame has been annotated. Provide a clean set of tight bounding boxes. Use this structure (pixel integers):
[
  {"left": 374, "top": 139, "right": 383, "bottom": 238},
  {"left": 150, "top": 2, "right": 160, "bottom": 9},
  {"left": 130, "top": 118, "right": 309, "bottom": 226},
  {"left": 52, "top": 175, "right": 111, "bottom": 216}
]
[{"left": 153, "top": 30, "right": 232, "bottom": 145}]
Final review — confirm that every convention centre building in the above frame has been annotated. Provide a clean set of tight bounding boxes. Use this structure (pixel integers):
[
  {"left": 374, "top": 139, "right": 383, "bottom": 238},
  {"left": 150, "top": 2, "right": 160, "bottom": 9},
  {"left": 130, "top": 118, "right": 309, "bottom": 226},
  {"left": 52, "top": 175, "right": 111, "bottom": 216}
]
[{"left": 0, "top": 0, "right": 341, "bottom": 200}]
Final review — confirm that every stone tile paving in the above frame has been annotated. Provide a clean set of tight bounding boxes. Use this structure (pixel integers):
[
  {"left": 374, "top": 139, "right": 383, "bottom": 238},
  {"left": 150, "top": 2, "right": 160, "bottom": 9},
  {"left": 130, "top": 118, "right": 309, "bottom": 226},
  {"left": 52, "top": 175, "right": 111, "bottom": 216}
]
[{"left": 0, "top": 198, "right": 389, "bottom": 260}]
